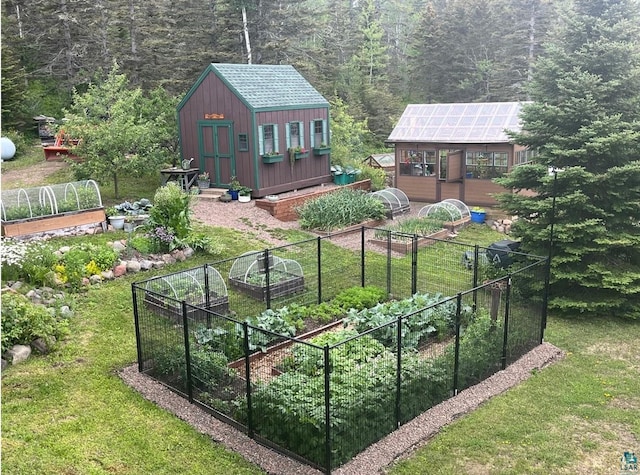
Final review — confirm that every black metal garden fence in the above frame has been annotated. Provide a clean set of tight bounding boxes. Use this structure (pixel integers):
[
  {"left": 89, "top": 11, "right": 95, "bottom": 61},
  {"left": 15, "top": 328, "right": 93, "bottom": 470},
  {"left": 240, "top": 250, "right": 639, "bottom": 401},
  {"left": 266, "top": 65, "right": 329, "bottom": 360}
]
[{"left": 132, "top": 227, "right": 547, "bottom": 473}]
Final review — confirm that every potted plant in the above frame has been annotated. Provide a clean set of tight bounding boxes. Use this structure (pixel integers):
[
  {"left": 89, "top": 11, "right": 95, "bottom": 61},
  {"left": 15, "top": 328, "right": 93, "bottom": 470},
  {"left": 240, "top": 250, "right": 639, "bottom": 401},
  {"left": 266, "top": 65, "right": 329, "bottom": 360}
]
[
  {"left": 470, "top": 206, "right": 487, "bottom": 224},
  {"left": 197, "top": 171, "right": 210, "bottom": 190},
  {"left": 238, "top": 186, "right": 252, "bottom": 203},
  {"left": 290, "top": 146, "right": 309, "bottom": 160},
  {"left": 106, "top": 206, "right": 126, "bottom": 230},
  {"left": 228, "top": 176, "right": 241, "bottom": 200}
]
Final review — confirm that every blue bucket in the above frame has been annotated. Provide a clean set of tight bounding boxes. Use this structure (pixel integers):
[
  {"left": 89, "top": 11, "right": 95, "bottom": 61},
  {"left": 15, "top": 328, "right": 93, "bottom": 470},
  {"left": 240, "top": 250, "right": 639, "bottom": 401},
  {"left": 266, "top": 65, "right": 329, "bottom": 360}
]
[{"left": 470, "top": 210, "right": 486, "bottom": 224}]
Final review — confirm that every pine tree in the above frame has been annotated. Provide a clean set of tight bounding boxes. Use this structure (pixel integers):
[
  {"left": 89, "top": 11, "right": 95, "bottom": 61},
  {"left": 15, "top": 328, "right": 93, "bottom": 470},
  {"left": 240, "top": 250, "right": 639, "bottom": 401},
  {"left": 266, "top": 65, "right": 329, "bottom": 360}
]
[{"left": 496, "top": 0, "right": 640, "bottom": 319}]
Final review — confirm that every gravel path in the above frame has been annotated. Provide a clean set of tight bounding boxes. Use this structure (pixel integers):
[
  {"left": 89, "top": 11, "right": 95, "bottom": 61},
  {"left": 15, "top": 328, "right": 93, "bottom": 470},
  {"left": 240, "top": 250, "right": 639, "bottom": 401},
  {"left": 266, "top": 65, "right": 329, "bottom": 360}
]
[{"left": 120, "top": 344, "right": 564, "bottom": 475}]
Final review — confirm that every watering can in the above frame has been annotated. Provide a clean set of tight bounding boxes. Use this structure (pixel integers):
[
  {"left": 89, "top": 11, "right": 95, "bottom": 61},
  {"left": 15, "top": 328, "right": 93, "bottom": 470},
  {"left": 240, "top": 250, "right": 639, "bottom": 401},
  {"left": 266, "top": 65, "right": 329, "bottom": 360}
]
[{"left": 182, "top": 157, "right": 194, "bottom": 169}]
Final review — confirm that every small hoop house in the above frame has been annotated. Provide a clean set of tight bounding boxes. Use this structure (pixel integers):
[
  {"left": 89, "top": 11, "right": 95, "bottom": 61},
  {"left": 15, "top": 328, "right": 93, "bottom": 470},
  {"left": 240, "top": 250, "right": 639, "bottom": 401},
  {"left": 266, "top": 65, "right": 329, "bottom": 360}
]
[
  {"left": 418, "top": 199, "right": 470, "bottom": 222},
  {"left": 1, "top": 180, "right": 104, "bottom": 237},
  {"left": 144, "top": 266, "right": 229, "bottom": 319},
  {"left": 229, "top": 251, "right": 304, "bottom": 301},
  {"left": 370, "top": 188, "right": 410, "bottom": 218},
  {"left": 1, "top": 180, "right": 102, "bottom": 221}
]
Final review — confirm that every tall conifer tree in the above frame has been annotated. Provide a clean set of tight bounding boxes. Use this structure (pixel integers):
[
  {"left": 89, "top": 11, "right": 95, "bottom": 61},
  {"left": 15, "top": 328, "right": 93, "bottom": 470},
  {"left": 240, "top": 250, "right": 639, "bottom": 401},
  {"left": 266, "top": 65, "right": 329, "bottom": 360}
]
[{"left": 497, "top": 0, "right": 640, "bottom": 319}]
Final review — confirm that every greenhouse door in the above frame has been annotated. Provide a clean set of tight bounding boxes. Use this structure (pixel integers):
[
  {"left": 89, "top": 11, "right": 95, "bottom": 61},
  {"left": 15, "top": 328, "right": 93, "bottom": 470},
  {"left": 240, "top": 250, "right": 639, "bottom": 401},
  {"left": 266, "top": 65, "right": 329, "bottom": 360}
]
[{"left": 198, "top": 121, "right": 235, "bottom": 187}]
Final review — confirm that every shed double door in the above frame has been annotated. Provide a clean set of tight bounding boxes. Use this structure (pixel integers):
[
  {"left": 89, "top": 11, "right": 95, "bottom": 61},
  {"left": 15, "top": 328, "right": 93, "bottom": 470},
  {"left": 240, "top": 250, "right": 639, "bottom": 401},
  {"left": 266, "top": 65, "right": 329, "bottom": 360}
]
[{"left": 198, "top": 121, "right": 235, "bottom": 187}]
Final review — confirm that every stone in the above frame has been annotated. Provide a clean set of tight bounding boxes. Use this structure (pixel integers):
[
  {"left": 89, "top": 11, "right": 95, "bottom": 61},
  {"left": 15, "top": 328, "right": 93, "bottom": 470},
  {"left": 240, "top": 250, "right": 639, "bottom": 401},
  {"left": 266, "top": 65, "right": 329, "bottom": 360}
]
[
  {"left": 503, "top": 219, "right": 513, "bottom": 226},
  {"left": 60, "top": 306, "right": 73, "bottom": 318},
  {"left": 152, "top": 260, "right": 165, "bottom": 269},
  {"left": 113, "top": 264, "right": 127, "bottom": 277},
  {"left": 10, "top": 281, "right": 23, "bottom": 291},
  {"left": 139, "top": 260, "right": 154, "bottom": 271},
  {"left": 82, "top": 277, "right": 90, "bottom": 286},
  {"left": 1, "top": 359, "right": 7, "bottom": 372},
  {"left": 31, "top": 337, "right": 52, "bottom": 354},
  {"left": 172, "top": 250, "right": 186, "bottom": 262},
  {"left": 4, "top": 345, "right": 32, "bottom": 364},
  {"left": 101, "top": 270, "right": 115, "bottom": 280},
  {"left": 25, "top": 289, "right": 36, "bottom": 299},
  {"left": 162, "top": 254, "right": 176, "bottom": 265},
  {"left": 59, "top": 246, "right": 71, "bottom": 253},
  {"left": 126, "top": 260, "right": 141, "bottom": 273},
  {"left": 112, "top": 241, "right": 126, "bottom": 252},
  {"left": 183, "top": 247, "right": 194, "bottom": 258},
  {"left": 89, "top": 274, "right": 102, "bottom": 284}
]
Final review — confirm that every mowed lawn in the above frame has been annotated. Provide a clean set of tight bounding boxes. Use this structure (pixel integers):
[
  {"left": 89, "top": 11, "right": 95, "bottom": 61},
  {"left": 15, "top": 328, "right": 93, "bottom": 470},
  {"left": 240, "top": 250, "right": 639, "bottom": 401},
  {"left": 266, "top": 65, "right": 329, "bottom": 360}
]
[{"left": 1, "top": 162, "right": 638, "bottom": 474}]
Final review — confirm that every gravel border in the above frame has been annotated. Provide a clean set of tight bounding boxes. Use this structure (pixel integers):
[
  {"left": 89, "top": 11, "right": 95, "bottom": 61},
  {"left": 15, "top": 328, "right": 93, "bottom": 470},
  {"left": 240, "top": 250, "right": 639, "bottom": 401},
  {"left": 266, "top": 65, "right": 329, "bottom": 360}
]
[{"left": 119, "top": 342, "right": 564, "bottom": 475}]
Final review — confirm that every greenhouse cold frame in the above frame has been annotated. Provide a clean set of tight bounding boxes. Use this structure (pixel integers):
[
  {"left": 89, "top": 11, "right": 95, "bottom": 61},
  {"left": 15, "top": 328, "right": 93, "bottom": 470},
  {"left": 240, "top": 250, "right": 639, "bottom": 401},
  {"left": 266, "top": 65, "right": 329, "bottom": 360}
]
[
  {"left": 418, "top": 199, "right": 471, "bottom": 231},
  {"left": 0, "top": 180, "right": 106, "bottom": 237},
  {"left": 142, "top": 266, "right": 229, "bottom": 321},
  {"left": 228, "top": 250, "right": 305, "bottom": 301},
  {"left": 370, "top": 188, "right": 410, "bottom": 218}
]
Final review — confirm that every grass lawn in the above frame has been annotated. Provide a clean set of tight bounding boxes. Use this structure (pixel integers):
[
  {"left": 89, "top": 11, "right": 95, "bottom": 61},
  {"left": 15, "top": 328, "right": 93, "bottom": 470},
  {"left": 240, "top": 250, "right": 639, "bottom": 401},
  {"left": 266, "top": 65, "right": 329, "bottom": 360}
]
[{"left": 2, "top": 174, "right": 638, "bottom": 474}]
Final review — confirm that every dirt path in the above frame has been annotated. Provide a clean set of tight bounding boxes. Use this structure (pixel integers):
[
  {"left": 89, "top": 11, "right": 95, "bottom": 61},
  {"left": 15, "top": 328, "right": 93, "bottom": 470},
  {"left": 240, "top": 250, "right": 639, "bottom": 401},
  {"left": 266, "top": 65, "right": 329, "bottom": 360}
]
[{"left": 1, "top": 159, "right": 68, "bottom": 190}]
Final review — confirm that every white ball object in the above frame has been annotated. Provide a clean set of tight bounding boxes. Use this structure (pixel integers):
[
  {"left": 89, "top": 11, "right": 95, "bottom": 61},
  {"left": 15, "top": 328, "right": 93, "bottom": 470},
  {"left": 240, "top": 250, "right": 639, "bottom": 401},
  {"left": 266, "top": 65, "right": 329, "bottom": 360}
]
[{"left": 1, "top": 137, "right": 16, "bottom": 160}]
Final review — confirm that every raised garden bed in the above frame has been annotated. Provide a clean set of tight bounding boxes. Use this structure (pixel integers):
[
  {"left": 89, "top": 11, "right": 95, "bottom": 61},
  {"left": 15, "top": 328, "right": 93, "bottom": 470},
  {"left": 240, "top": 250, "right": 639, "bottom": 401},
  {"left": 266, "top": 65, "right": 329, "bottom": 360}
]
[
  {"left": 368, "top": 228, "right": 451, "bottom": 254},
  {"left": 229, "top": 272, "right": 304, "bottom": 301},
  {"left": 143, "top": 292, "right": 229, "bottom": 322},
  {"left": 1, "top": 208, "right": 106, "bottom": 237}
]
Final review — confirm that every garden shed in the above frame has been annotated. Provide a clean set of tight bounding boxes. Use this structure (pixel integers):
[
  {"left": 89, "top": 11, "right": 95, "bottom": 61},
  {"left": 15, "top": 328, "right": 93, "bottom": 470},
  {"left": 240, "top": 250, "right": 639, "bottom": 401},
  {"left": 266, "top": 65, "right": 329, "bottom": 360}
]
[
  {"left": 386, "top": 102, "right": 533, "bottom": 207},
  {"left": 177, "top": 63, "right": 332, "bottom": 198}
]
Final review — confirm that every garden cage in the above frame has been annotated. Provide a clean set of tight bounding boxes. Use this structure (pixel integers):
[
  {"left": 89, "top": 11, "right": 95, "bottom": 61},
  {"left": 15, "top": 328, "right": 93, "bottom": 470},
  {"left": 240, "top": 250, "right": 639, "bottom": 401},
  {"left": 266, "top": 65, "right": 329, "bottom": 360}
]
[
  {"left": 418, "top": 199, "right": 470, "bottom": 223},
  {"left": 370, "top": 188, "right": 410, "bottom": 218},
  {"left": 1, "top": 180, "right": 102, "bottom": 222},
  {"left": 143, "top": 266, "right": 229, "bottom": 320},
  {"left": 228, "top": 251, "right": 305, "bottom": 301}
]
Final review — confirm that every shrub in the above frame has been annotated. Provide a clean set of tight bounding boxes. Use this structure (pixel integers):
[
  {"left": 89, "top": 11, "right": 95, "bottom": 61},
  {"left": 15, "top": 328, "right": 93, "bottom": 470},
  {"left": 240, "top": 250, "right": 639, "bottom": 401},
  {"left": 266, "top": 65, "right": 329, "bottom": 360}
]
[
  {"left": 1, "top": 293, "right": 69, "bottom": 354},
  {"left": 148, "top": 182, "right": 192, "bottom": 240},
  {"left": 297, "top": 188, "right": 387, "bottom": 231}
]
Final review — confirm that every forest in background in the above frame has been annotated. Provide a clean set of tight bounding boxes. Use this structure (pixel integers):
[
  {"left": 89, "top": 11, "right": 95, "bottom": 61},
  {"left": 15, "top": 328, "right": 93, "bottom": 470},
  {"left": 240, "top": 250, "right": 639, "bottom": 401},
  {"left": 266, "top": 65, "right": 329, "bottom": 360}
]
[{"left": 1, "top": 0, "right": 559, "bottom": 145}]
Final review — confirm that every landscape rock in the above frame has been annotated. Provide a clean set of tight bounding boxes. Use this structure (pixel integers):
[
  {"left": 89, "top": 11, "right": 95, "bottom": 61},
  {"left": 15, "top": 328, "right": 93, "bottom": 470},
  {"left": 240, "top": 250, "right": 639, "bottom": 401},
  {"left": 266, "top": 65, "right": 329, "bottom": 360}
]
[
  {"left": 139, "top": 260, "right": 154, "bottom": 271},
  {"left": 112, "top": 241, "right": 127, "bottom": 252},
  {"left": 126, "top": 260, "right": 141, "bottom": 273},
  {"left": 60, "top": 306, "right": 73, "bottom": 318},
  {"left": 31, "top": 337, "right": 54, "bottom": 354},
  {"left": 89, "top": 274, "right": 102, "bottom": 284},
  {"left": 152, "top": 260, "right": 165, "bottom": 269},
  {"left": 162, "top": 254, "right": 176, "bottom": 265},
  {"left": 101, "top": 270, "right": 115, "bottom": 280},
  {"left": 4, "top": 345, "right": 32, "bottom": 365},
  {"left": 183, "top": 247, "right": 194, "bottom": 258},
  {"left": 59, "top": 246, "right": 71, "bottom": 254},
  {"left": 1, "top": 359, "right": 7, "bottom": 372},
  {"left": 172, "top": 250, "right": 186, "bottom": 262},
  {"left": 113, "top": 264, "right": 128, "bottom": 277},
  {"left": 10, "top": 281, "right": 23, "bottom": 291}
]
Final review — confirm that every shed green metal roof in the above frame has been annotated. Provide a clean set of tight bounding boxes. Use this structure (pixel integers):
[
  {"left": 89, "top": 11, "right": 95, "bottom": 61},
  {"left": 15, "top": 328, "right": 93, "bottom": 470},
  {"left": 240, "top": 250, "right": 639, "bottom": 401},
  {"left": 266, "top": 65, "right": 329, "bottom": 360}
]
[
  {"left": 210, "top": 63, "right": 329, "bottom": 110},
  {"left": 387, "top": 102, "right": 531, "bottom": 144}
]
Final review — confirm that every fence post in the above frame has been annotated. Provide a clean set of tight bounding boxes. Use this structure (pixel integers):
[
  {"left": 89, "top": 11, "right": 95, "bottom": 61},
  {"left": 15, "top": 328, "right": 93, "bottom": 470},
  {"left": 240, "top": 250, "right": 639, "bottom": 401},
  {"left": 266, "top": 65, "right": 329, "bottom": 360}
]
[
  {"left": 395, "top": 317, "right": 403, "bottom": 428},
  {"left": 453, "top": 293, "right": 462, "bottom": 395},
  {"left": 317, "top": 237, "right": 323, "bottom": 304},
  {"left": 181, "top": 300, "right": 193, "bottom": 403},
  {"left": 263, "top": 249, "right": 271, "bottom": 308},
  {"left": 501, "top": 276, "right": 512, "bottom": 370},
  {"left": 203, "top": 263, "right": 212, "bottom": 328},
  {"left": 472, "top": 245, "right": 479, "bottom": 312},
  {"left": 411, "top": 235, "right": 418, "bottom": 295},
  {"left": 244, "top": 321, "right": 254, "bottom": 438},
  {"left": 323, "top": 345, "right": 331, "bottom": 474},
  {"left": 132, "top": 283, "right": 144, "bottom": 372},
  {"left": 386, "top": 230, "right": 392, "bottom": 296},
  {"left": 361, "top": 226, "right": 366, "bottom": 288}
]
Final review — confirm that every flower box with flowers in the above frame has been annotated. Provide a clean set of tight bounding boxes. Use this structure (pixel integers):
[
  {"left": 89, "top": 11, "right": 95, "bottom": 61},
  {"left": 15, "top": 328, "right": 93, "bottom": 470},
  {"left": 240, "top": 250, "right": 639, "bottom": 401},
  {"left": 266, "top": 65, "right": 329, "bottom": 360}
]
[
  {"left": 197, "top": 172, "right": 210, "bottom": 189},
  {"left": 290, "top": 147, "right": 309, "bottom": 160}
]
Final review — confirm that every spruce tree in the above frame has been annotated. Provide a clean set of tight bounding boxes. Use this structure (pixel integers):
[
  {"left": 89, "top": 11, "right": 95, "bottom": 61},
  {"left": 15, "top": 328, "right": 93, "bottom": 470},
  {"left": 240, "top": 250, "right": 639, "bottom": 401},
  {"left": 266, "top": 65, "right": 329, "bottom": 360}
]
[{"left": 496, "top": 0, "right": 640, "bottom": 319}]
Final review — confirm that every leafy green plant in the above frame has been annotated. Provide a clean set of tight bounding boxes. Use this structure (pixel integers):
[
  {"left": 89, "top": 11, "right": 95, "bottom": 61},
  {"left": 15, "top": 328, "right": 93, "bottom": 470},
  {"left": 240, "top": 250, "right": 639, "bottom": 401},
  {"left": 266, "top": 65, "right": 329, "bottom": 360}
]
[
  {"left": 1, "top": 293, "right": 69, "bottom": 354},
  {"left": 297, "top": 188, "right": 387, "bottom": 231},
  {"left": 148, "top": 182, "right": 192, "bottom": 240}
]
